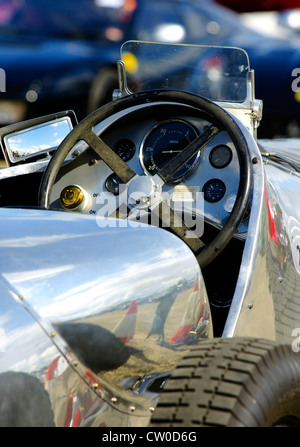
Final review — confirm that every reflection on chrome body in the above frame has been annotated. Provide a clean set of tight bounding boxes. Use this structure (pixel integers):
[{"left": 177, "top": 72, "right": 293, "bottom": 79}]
[
  {"left": 224, "top": 133, "right": 300, "bottom": 343},
  {"left": 0, "top": 208, "right": 210, "bottom": 426}
]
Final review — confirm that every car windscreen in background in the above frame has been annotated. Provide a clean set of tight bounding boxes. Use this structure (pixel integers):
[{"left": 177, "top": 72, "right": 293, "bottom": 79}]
[{"left": 0, "top": 0, "right": 136, "bottom": 40}]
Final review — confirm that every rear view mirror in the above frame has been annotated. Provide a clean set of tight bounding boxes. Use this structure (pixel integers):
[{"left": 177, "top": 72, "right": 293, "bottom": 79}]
[{"left": 0, "top": 110, "right": 77, "bottom": 166}]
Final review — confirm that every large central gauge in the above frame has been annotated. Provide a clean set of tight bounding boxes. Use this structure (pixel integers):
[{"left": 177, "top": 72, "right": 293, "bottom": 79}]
[{"left": 140, "top": 119, "right": 200, "bottom": 182}]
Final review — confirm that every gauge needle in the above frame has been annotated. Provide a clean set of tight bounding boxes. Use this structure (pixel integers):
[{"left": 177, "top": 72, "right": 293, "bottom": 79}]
[{"left": 162, "top": 150, "right": 182, "bottom": 153}]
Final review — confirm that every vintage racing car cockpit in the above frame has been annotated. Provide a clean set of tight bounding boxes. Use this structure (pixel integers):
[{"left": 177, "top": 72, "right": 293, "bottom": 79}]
[
  {"left": 0, "top": 42, "right": 263, "bottom": 335},
  {"left": 1, "top": 41, "right": 300, "bottom": 427}
]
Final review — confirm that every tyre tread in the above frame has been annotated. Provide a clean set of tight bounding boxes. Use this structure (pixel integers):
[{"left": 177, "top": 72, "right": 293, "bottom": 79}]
[{"left": 150, "top": 337, "right": 300, "bottom": 427}]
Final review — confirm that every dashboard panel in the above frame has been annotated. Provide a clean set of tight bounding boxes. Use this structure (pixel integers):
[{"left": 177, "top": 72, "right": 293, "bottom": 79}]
[{"left": 50, "top": 109, "right": 250, "bottom": 238}]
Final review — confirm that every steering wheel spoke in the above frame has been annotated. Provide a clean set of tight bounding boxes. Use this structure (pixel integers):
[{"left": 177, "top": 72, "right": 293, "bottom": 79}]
[
  {"left": 157, "top": 124, "right": 220, "bottom": 184},
  {"left": 151, "top": 201, "right": 206, "bottom": 255},
  {"left": 82, "top": 128, "right": 137, "bottom": 184}
]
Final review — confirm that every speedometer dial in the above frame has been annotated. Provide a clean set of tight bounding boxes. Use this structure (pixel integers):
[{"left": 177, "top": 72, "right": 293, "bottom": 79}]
[{"left": 140, "top": 119, "right": 200, "bottom": 183}]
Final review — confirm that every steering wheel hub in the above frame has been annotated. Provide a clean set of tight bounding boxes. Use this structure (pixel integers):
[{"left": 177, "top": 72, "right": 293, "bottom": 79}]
[{"left": 127, "top": 175, "right": 162, "bottom": 209}]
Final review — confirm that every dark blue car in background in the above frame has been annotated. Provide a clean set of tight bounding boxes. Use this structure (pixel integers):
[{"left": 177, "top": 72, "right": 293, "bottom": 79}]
[{"left": 0, "top": 0, "right": 300, "bottom": 138}]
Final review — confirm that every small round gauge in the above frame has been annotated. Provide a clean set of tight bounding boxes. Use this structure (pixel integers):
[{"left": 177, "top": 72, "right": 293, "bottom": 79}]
[
  {"left": 140, "top": 119, "right": 199, "bottom": 182},
  {"left": 209, "top": 145, "right": 232, "bottom": 169},
  {"left": 114, "top": 139, "right": 135, "bottom": 162},
  {"left": 203, "top": 179, "right": 226, "bottom": 203},
  {"left": 105, "top": 173, "right": 124, "bottom": 195}
]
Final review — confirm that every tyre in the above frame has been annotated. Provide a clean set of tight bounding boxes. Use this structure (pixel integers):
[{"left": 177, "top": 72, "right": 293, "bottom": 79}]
[{"left": 150, "top": 337, "right": 300, "bottom": 427}]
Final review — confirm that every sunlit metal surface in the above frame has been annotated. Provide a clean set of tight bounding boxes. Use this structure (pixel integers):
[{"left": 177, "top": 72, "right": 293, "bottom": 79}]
[
  {"left": 224, "top": 132, "right": 300, "bottom": 346},
  {"left": 0, "top": 207, "right": 211, "bottom": 425}
]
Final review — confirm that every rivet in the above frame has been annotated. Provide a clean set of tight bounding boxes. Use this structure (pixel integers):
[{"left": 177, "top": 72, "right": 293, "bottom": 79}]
[
  {"left": 18, "top": 295, "right": 24, "bottom": 301},
  {"left": 92, "top": 383, "right": 99, "bottom": 390},
  {"left": 73, "top": 361, "right": 79, "bottom": 367},
  {"left": 72, "top": 149, "right": 81, "bottom": 158},
  {"left": 278, "top": 276, "right": 283, "bottom": 283},
  {"left": 111, "top": 397, "right": 117, "bottom": 403},
  {"left": 149, "top": 406, "right": 155, "bottom": 413},
  {"left": 130, "top": 405, "right": 136, "bottom": 412},
  {"left": 252, "top": 157, "right": 259, "bottom": 164},
  {"left": 50, "top": 331, "right": 56, "bottom": 338},
  {"left": 89, "top": 158, "right": 98, "bottom": 166},
  {"left": 248, "top": 303, "right": 253, "bottom": 309}
]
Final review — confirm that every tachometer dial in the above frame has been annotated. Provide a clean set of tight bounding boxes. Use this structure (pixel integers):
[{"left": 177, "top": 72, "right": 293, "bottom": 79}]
[{"left": 140, "top": 119, "right": 200, "bottom": 182}]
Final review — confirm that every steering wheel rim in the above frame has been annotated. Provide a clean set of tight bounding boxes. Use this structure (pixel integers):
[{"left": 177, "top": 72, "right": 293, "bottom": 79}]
[{"left": 39, "top": 90, "right": 252, "bottom": 267}]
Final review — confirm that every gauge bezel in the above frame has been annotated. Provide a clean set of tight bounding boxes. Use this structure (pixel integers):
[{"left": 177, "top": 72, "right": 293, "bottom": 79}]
[
  {"left": 105, "top": 173, "right": 124, "bottom": 195},
  {"left": 209, "top": 144, "right": 232, "bottom": 169},
  {"left": 139, "top": 119, "right": 201, "bottom": 183},
  {"left": 113, "top": 138, "right": 136, "bottom": 162},
  {"left": 203, "top": 178, "right": 226, "bottom": 203}
]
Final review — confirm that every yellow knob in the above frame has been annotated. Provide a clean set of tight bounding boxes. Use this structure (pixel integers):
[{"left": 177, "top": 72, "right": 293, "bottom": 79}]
[{"left": 60, "top": 185, "right": 84, "bottom": 209}]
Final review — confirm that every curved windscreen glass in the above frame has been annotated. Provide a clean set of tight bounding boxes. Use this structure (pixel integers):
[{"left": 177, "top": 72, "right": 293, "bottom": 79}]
[{"left": 121, "top": 41, "right": 250, "bottom": 103}]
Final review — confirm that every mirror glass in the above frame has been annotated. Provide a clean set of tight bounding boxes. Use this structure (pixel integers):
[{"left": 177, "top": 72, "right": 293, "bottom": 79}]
[{"left": 3, "top": 116, "right": 73, "bottom": 163}]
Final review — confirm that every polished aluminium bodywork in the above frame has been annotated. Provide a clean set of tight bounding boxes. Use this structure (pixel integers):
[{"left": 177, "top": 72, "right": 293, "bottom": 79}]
[
  {"left": 228, "top": 135, "right": 300, "bottom": 343},
  {"left": 0, "top": 208, "right": 211, "bottom": 426},
  {"left": 1, "top": 41, "right": 300, "bottom": 426}
]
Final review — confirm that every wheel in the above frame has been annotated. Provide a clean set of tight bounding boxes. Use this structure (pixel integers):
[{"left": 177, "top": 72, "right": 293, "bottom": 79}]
[
  {"left": 39, "top": 89, "right": 252, "bottom": 267},
  {"left": 150, "top": 337, "right": 300, "bottom": 427}
]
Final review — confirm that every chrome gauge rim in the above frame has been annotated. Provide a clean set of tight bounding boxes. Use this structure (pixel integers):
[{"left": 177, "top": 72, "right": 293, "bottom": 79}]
[{"left": 139, "top": 118, "right": 201, "bottom": 183}]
